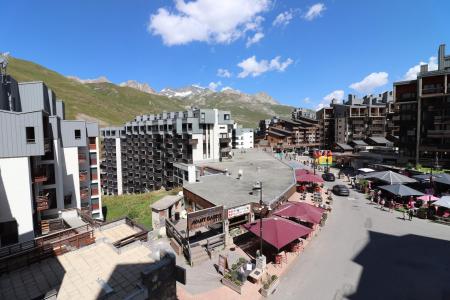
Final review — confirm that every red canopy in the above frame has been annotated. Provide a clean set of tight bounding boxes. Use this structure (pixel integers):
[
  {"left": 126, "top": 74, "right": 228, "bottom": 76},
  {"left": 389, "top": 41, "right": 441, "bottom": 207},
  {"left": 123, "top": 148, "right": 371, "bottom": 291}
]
[
  {"left": 274, "top": 202, "right": 325, "bottom": 224},
  {"left": 295, "top": 169, "right": 311, "bottom": 176},
  {"left": 296, "top": 173, "right": 324, "bottom": 183},
  {"left": 243, "top": 217, "right": 313, "bottom": 250}
]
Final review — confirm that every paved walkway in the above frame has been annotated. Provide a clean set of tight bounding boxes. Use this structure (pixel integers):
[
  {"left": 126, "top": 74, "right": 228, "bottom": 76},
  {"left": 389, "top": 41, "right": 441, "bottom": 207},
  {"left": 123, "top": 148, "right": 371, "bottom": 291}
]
[{"left": 274, "top": 172, "right": 450, "bottom": 300}]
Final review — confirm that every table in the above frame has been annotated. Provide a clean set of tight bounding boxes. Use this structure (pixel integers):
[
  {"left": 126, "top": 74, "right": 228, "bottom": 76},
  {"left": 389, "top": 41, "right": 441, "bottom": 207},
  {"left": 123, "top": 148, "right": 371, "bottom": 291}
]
[{"left": 248, "top": 268, "right": 264, "bottom": 284}]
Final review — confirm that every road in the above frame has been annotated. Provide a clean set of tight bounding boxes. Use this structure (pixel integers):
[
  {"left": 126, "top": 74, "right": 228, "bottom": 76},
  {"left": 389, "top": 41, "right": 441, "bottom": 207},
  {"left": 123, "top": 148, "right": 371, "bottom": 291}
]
[{"left": 274, "top": 171, "right": 450, "bottom": 300}]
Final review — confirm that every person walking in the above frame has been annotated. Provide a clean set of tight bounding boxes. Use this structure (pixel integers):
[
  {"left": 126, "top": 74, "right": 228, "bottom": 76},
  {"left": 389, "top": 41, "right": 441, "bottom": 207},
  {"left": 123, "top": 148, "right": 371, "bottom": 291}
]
[
  {"left": 380, "top": 198, "right": 385, "bottom": 211},
  {"left": 389, "top": 199, "right": 395, "bottom": 213},
  {"left": 402, "top": 208, "right": 407, "bottom": 220},
  {"left": 408, "top": 208, "right": 414, "bottom": 221}
]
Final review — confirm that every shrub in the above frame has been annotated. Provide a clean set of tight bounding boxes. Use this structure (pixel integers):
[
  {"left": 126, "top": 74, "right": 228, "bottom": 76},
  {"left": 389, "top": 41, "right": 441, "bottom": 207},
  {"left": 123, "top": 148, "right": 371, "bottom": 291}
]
[{"left": 271, "top": 275, "right": 278, "bottom": 281}]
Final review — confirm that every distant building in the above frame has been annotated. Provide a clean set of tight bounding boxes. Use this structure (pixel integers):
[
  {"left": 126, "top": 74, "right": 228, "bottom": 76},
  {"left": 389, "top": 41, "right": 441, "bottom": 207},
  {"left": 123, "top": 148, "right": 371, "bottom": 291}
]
[
  {"left": 0, "top": 74, "right": 102, "bottom": 245},
  {"left": 394, "top": 44, "right": 450, "bottom": 168},
  {"left": 257, "top": 116, "right": 321, "bottom": 150},
  {"left": 100, "top": 109, "right": 234, "bottom": 195},
  {"left": 292, "top": 107, "right": 316, "bottom": 120},
  {"left": 317, "top": 91, "right": 394, "bottom": 150},
  {"left": 232, "top": 125, "right": 254, "bottom": 149}
]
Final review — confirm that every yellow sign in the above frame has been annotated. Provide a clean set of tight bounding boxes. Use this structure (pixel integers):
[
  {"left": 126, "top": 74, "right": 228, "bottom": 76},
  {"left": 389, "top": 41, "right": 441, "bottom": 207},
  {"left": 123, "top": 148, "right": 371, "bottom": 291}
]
[{"left": 314, "top": 150, "right": 333, "bottom": 166}]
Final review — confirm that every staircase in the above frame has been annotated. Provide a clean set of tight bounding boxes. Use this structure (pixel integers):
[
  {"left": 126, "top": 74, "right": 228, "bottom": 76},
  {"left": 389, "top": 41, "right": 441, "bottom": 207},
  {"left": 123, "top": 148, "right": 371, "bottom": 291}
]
[{"left": 189, "top": 244, "right": 209, "bottom": 266}]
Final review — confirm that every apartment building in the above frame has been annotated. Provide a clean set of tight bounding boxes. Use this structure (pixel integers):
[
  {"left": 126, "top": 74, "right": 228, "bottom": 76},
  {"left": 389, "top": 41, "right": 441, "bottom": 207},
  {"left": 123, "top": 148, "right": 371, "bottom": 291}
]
[
  {"left": 0, "top": 74, "right": 102, "bottom": 246},
  {"left": 394, "top": 44, "right": 450, "bottom": 168},
  {"left": 317, "top": 92, "right": 393, "bottom": 149},
  {"left": 232, "top": 125, "right": 254, "bottom": 149},
  {"left": 292, "top": 107, "right": 316, "bottom": 120},
  {"left": 100, "top": 109, "right": 234, "bottom": 195},
  {"left": 260, "top": 116, "right": 321, "bottom": 149}
]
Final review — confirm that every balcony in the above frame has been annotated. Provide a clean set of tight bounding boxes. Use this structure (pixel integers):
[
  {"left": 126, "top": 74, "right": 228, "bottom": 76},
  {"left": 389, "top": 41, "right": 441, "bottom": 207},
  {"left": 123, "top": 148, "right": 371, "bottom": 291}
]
[
  {"left": 91, "top": 187, "right": 99, "bottom": 196},
  {"left": 36, "top": 195, "right": 49, "bottom": 211},
  {"left": 89, "top": 144, "right": 97, "bottom": 151},
  {"left": 44, "top": 138, "right": 52, "bottom": 153},
  {"left": 79, "top": 170, "right": 88, "bottom": 182},
  {"left": 188, "top": 138, "right": 198, "bottom": 145},
  {"left": 422, "top": 86, "right": 444, "bottom": 95},
  {"left": 219, "top": 137, "right": 231, "bottom": 143},
  {"left": 78, "top": 153, "right": 87, "bottom": 163},
  {"left": 33, "top": 169, "right": 48, "bottom": 184},
  {"left": 80, "top": 188, "right": 90, "bottom": 200}
]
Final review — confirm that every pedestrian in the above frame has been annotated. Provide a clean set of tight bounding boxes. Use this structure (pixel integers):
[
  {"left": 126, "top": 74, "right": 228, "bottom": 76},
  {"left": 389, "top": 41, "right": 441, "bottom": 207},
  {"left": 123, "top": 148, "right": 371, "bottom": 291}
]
[
  {"left": 380, "top": 198, "right": 385, "bottom": 211},
  {"left": 389, "top": 199, "right": 395, "bottom": 213},
  {"left": 402, "top": 209, "right": 407, "bottom": 220},
  {"left": 408, "top": 208, "right": 414, "bottom": 221}
]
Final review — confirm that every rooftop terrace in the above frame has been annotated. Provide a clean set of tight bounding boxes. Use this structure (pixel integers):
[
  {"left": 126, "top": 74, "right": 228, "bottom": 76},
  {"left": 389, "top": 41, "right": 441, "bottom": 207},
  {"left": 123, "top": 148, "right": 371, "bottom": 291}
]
[{"left": 184, "top": 149, "right": 295, "bottom": 208}]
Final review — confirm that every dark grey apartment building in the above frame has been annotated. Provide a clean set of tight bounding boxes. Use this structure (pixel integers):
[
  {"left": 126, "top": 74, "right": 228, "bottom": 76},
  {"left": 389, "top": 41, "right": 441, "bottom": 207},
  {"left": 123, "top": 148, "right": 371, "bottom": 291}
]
[
  {"left": 100, "top": 109, "right": 234, "bottom": 195},
  {"left": 394, "top": 44, "right": 450, "bottom": 168}
]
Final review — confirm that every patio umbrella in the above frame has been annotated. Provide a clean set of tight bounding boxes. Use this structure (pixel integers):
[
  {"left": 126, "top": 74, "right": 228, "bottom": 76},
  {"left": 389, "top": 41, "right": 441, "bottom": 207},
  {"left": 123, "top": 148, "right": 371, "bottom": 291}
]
[
  {"left": 295, "top": 169, "right": 311, "bottom": 176},
  {"left": 434, "top": 174, "right": 450, "bottom": 186},
  {"left": 242, "top": 217, "right": 313, "bottom": 250},
  {"left": 412, "top": 174, "right": 436, "bottom": 182},
  {"left": 362, "top": 170, "right": 417, "bottom": 185},
  {"left": 431, "top": 196, "right": 450, "bottom": 209},
  {"left": 378, "top": 184, "right": 424, "bottom": 197},
  {"left": 296, "top": 173, "right": 324, "bottom": 183},
  {"left": 274, "top": 202, "right": 325, "bottom": 224},
  {"left": 416, "top": 195, "right": 440, "bottom": 202}
]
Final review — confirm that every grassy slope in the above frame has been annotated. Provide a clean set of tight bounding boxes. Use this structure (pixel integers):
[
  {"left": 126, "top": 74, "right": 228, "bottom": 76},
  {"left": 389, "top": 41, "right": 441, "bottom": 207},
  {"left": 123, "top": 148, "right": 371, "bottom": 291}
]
[
  {"left": 8, "top": 56, "right": 293, "bottom": 127},
  {"left": 102, "top": 189, "right": 181, "bottom": 230}
]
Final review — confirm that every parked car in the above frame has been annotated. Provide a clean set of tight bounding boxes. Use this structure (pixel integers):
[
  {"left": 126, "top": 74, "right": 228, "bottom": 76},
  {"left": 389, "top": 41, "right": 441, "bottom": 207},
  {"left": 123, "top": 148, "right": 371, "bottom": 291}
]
[
  {"left": 322, "top": 173, "right": 336, "bottom": 182},
  {"left": 332, "top": 185, "right": 350, "bottom": 196}
]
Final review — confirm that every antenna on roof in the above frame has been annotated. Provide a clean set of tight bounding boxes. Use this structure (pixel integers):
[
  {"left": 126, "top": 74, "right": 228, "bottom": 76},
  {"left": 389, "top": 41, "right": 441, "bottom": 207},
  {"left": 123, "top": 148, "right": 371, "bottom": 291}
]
[{"left": 0, "top": 52, "right": 9, "bottom": 76}]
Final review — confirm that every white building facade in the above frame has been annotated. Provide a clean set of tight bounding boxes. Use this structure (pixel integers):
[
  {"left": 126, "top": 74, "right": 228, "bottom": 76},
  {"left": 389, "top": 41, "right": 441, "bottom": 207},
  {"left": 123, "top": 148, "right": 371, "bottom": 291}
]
[{"left": 233, "top": 126, "right": 254, "bottom": 149}]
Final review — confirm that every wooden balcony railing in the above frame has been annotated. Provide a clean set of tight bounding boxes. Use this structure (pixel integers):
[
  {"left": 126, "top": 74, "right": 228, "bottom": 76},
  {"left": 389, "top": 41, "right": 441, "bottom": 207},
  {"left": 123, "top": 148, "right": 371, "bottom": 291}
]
[
  {"left": 80, "top": 188, "right": 90, "bottom": 200},
  {"left": 89, "top": 144, "right": 97, "bottom": 150},
  {"left": 79, "top": 170, "right": 88, "bottom": 182},
  {"left": 33, "top": 173, "right": 48, "bottom": 184},
  {"left": 36, "top": 195, "right": 49, "bottom": 211},
  {"left": 78, "top": 153, "right": 87, "bottom": 163}
]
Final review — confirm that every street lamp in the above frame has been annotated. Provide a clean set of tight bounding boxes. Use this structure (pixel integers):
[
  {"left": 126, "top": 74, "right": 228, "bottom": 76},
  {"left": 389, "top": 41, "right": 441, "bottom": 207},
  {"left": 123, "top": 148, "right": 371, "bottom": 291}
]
[{"left": 252, "top": 181, "right": 266, "bottom": 258}]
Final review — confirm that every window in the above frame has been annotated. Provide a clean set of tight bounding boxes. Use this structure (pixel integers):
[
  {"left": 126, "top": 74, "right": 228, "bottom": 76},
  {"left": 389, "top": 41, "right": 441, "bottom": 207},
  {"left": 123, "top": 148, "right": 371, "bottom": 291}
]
[
  {"left": 26, "top": 127, "right": 36, "bottom": 144},
  {"left": 224, "top": 114, "right": 230, "bottom": 120},
  {"left": 201, "top": 112, "right": 205, "bottom": 119},
  {"left": 0, "top": 220, "right": 18, "bottom": 246},
  {"left": 75, "top": 129, "right": 81, "bottom": 140}
]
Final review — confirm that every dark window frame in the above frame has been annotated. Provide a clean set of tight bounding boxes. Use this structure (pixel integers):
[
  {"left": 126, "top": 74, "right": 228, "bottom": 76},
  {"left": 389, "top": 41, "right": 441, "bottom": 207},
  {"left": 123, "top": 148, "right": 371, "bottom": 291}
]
[
  {"left": 26, "top": 127, "right": 36, "bottom": 144},
  {"left": 74, "top": 129, "right": 81, "bottom": 140}
]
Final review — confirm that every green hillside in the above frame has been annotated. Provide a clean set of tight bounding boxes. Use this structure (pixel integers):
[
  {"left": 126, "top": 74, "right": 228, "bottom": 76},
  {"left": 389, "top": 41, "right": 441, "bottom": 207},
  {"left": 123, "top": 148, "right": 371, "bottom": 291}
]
[{"left": 8, "top": 57, "right": 293, "bottom": 127}]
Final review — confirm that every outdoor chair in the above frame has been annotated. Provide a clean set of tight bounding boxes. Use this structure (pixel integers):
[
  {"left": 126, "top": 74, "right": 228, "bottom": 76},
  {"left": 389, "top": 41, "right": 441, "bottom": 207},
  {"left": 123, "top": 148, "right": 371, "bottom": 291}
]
[{"left": 275, "top": 254, "right": 283, "bottom": 268}]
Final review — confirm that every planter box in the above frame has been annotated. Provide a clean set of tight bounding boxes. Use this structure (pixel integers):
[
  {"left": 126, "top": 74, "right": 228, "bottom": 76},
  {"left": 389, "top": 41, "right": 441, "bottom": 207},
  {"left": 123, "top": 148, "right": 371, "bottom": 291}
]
[
  {"left": 221, "top": 277, "right": 242, "bottom": 294},
  {"left": 261, "top": 278, "right": 279, "bottom": 297}
]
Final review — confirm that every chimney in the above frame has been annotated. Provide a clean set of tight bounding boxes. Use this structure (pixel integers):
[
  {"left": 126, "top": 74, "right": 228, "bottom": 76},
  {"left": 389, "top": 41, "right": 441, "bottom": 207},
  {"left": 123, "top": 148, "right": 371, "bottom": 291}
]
[
  {"left": 420, "top": 64, "right": 428, "bottom": 73},
  {"left": 438, "top": 44, "right": 446, "bottom": 70}
]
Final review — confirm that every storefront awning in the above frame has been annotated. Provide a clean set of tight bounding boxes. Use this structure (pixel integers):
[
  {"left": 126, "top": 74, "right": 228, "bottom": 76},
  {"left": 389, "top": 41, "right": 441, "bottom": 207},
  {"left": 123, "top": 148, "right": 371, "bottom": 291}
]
[
  {"left": 274, "top": 202, "right": 325, "bottom": 224},
  {"left": 243, "top": 217, "right": 313, "bottom": 250}
]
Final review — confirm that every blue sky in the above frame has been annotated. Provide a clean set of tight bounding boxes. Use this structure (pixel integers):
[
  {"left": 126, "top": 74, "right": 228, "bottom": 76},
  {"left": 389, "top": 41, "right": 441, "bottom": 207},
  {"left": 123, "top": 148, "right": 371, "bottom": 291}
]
[{"left": 2, "top": 0, "right": 450, "bottom": 109}]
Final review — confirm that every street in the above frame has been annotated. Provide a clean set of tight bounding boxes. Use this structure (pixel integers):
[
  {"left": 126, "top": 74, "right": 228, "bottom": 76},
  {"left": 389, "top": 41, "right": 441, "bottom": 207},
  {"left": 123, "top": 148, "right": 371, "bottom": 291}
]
[{"left": 274, "top": 172, "right": 450, "bottom": 300}]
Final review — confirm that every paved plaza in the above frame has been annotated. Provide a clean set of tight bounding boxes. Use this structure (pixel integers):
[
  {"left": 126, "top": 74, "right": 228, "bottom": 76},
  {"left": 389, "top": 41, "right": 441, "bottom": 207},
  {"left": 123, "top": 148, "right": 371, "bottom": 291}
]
[
  {"left": 0, "top": 224, "right": 153, "bottom": 300},
  {"left": 275, "top": 170, "right": 450, "bottom": 300}
]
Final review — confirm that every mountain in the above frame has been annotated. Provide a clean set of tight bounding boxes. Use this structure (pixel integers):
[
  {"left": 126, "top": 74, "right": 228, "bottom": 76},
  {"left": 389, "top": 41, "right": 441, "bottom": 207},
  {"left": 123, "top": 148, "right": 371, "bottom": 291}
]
[
  {"left": 7, "top": 56, "right": 294, "bottom": 127},
  {"left": 160, "top": 85, "right": 211, "bottom": 98},
  {"left": 119, "top": 80, "right": 156, "bottom": 94},
  {"left": 66, "top": 75, "right": 111, "bottom": 84}
]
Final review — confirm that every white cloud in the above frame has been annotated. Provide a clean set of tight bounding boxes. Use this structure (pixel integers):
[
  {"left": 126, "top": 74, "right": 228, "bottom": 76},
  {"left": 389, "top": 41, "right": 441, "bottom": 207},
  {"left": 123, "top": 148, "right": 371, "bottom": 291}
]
[
  {"left": 237, "top": 55, "right": 293, "bottom": 78},
  {"left": 208, "top": 81, "right": 222, "bottom": 91},
  {"left": 316, "top": 90, "right": 344, "bottom": 110},
  {"left": 402, "top": 56, "right": 438, "bottom": 80},
  {"left": 246, "top": 32, "right": 264, "bottom": 47},
  {"left": 148, "top": 0, "right": 271, "bottom": 46},
  {"left": 217, "top": 68, "right": 232, "bottom": 78},
  {"left": 303, "top": 97, "right": 311, "bottom": 103},
  {"left": 66, "top": 75, "right": 110, "bottom": 84},
  {"left": 273, "top": 10, "right": 294, "bottom": 26},
  {"left": 303, "top": 3, "right": 325, "bottom": 21},
  {"left": 349, "top": 72, "right": 389, "bottom": 93}
]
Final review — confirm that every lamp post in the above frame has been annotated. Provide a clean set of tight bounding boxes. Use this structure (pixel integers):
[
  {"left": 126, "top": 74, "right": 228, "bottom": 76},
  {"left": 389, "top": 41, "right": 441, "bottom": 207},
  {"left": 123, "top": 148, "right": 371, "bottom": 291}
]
[{"left": 252, "top": 181, "right": 264, "bottom": 257}]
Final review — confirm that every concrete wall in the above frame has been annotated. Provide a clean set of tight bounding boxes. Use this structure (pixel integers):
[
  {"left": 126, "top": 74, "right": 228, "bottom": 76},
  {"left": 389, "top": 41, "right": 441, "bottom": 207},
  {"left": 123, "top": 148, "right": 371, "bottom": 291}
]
[
  {"left": 115, "top": 138, "right": 123, "bottom": 195},
  {"left": 0, "top": 157, "right": 35, "bottom": 243},
  {"left": 62, "top": 147, "right": 80, "bottom": 208}
]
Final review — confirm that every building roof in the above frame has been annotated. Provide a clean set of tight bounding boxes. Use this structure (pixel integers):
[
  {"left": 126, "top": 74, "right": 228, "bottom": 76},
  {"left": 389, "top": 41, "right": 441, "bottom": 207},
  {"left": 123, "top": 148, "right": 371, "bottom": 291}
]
[
  {"left": 368, "top": 136, "right": 391, "bottom": 145},
  {"left": 184, "top": 149, "right": 295, "bottom": 208},
  {"left": 336, "top": 143, "right": 353, "bottom": 151},
  {"left": 151, "top": 194, "right": 183, "bottom": 211},
  {"left": 267, "top": 130, "right": 286, "bottom": 137},
  {"left": 351, "top": 140, "right": 368, "bottom": 146}
]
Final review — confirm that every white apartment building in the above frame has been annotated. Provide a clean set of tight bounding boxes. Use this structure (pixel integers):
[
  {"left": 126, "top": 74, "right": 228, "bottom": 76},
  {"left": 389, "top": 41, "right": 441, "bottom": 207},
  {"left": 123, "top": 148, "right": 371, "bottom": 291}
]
[
  {"left": 0, "top": 74, "right": 102, "bottom": 246},
  {"left": 232, "top": 126, "right": 254, "bottom": 149}
]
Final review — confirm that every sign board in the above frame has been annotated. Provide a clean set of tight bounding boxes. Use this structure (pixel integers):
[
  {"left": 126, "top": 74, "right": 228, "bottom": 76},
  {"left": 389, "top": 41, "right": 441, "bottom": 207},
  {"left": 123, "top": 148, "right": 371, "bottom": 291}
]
[
  {"left": 227, "top": 204, "right": 251, "bottom": 219},
  {"left": 314, "top": 150, "right": 333, "bottom": 166},
  {"left": 218, "top": 254, "right": 228, "bottom": 275},
  {"left": 187, "top": 206, "right": 224, "bottom": 231}
]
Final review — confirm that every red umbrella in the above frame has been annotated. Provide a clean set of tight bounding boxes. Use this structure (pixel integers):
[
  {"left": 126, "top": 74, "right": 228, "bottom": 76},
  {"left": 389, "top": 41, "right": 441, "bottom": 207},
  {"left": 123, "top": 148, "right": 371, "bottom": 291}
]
[
  {"left": 297, "top": 173, "right": 324, "bottom": 183},
  {"left": 416, "top": 195, "right": 440, "bottom": 202},
  {"left": 274, "top": 202, "right": 325, "bottom": 224},
  {"left": 242, "top": 217, "right": 313, "bottom": 250}
]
